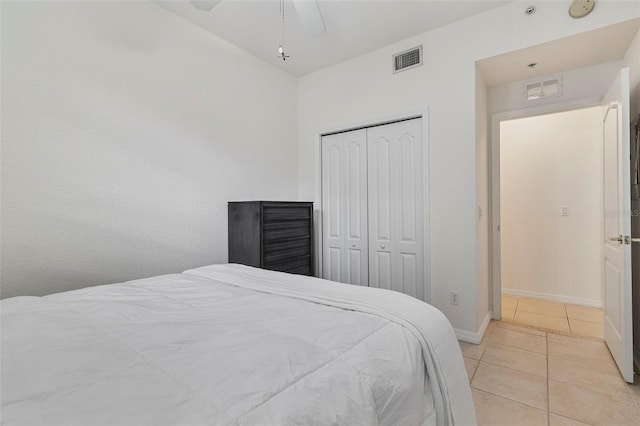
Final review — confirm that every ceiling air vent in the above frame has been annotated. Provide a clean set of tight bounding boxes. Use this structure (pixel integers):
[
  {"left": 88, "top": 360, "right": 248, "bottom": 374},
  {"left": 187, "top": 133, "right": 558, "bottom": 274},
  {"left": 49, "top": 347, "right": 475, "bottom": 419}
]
[
  {"left": 393, "top": 46, "right": 423, "bottom": 74},
  {"left": 524, "top": 75, "right": 562, "bottom": 101}
]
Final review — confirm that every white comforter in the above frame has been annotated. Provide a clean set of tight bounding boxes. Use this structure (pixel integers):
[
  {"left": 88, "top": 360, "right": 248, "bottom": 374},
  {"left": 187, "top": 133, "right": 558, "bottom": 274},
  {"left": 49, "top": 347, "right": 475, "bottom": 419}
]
[{"left": 1, "top": 264, "right": 475, "bottom": 426}]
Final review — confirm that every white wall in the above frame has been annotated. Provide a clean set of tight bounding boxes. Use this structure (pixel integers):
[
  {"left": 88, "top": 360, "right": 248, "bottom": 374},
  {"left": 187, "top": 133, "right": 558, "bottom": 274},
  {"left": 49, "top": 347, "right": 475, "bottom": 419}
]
[
  {"left": 500, "top": 107, "right": 603, "bottom": 306},
  {"left": 488, "top": 60, "right": 624, "bottom": 114},
  {"left": 624, "top": 28, "right": 640, "bottom": 118},
  {"left": 297, "top": 1, "right": 639, "bottom": 336},
  {"left": 0, "top": 1, "right": 298, "bottom": 298}
]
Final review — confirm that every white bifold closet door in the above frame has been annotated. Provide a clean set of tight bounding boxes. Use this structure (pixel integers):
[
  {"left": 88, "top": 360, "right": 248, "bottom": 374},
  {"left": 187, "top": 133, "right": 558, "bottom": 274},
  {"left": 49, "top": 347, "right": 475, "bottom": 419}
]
[
  {"left": 367, "top": 119, "right": 424, "bottom": 299},
  {"left": 321, "top": 118, "right": 425, "bottom": 300},
  {"left": 321, "top": 129, "right": 369, "bottom": 285}
]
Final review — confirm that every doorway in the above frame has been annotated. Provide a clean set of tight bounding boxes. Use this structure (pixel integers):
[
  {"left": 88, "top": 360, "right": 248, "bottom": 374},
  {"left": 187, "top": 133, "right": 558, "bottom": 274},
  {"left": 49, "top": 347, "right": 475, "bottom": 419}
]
[
  {"left": 495, "top": 106, "right": 605, "bottom": 337},
  {"left": 490, "top": 68, "right": 635, "bottom": 383}
]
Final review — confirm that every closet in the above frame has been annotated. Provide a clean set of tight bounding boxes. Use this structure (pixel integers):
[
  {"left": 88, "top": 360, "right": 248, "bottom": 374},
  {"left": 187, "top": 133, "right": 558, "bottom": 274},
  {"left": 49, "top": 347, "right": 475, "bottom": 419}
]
[{"left": 321, "top": 117, "right": 426, "bottom": 301}]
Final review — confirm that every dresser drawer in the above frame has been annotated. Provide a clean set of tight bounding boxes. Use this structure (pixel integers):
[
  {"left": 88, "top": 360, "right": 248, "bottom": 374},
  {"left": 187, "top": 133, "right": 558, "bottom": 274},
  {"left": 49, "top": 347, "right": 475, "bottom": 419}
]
[
  {"left": 262, "top": 206, "right": 311, "bottom": 221},
  {"left": 263, "top": 243, "right": 311, "bottom": 263},
  {"left": 264, "top": 237, "right": 310, "bottom": 254},
  {"left": 285, "top": 264, "right": 313, "bottom": 276},
  {"left": 263, "top": 222, "right": 311, "bottom": 241},
  {"left": 265, "top": 264, "right": 312, "bottom": 276},
  {"left": 263, "top": 255, "right": 312, "bottom": 273}
]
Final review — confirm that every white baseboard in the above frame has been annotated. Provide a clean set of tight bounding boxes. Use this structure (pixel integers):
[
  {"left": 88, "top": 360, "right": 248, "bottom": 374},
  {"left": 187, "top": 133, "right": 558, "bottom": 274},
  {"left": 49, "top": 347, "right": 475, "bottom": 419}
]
[
  {"left": 502, "top": 288, "right": 602, "bottom": 308},
  {"left": 478, "top": 310, "right": 492, "bottom": 341},
  {"left": 454, "top": 328, "right": 478, "bottom": 343},
  {"left": 455, "top": 311, "right": 492, "bottom": 344}
]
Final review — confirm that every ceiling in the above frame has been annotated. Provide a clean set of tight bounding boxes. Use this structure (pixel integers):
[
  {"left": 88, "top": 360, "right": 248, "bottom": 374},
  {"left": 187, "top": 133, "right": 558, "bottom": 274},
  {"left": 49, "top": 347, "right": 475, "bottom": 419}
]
[
  {"left": 477, "top": 18, "right": 640, "bottom": 87},
  {"left": 154, "top": 0, "right": 511, "bottom": 76}
]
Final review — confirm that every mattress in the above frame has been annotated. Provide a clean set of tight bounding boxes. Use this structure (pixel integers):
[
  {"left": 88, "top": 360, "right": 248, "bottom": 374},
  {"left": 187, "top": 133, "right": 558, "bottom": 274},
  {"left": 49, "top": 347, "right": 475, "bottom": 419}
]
[{"left": 1, "top": 264, "right": 475, "bottom": 425}]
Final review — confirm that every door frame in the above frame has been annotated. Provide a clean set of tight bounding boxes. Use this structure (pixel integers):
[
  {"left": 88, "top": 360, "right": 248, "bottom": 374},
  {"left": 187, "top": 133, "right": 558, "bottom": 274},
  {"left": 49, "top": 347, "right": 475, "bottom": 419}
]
[
  {"left": 313, "top": 108, "right": 431, "bottom": 302},
  {"left": 490, "top": 97, "right": 602, "bottom": 319}
]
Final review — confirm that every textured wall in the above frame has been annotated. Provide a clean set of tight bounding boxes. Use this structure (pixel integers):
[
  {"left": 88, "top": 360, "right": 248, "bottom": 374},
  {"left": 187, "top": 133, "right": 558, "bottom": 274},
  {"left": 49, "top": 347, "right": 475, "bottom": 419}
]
[{"left": 0, "top": 1, "right": 299, "bottom": 298}]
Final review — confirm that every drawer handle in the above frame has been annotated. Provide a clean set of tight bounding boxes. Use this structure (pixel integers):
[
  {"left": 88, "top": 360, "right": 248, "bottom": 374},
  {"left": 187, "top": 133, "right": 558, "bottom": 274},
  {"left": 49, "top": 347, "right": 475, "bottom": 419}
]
[{"left": 381, "top": 244, "right": 386, "bottom": 249}]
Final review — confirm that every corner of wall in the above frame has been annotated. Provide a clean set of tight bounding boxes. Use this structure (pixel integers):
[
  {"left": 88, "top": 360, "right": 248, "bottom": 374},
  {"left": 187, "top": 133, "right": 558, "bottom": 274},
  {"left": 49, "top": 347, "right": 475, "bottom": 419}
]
[
  {"left": 475, "top": 65, "right": 491, "bottom": 332},
  {"left": 455, "top": 310, "right": 491, "bottom": 344}
]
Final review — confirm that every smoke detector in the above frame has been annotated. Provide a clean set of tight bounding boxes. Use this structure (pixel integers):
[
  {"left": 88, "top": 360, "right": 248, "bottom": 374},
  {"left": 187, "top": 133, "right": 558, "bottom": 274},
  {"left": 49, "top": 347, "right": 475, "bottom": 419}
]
[{"left": 569, "top": 0, "right": 595, "bottom": 18}]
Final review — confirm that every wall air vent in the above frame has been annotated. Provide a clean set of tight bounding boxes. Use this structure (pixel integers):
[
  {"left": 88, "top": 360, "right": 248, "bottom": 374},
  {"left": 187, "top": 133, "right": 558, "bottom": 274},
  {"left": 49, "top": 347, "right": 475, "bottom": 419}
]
[
  {"left": 524, "top": 75, "right": 562, "bottom": 101},
  {"left": 393, "top": 46, "right": 423, "bottom": 74}
]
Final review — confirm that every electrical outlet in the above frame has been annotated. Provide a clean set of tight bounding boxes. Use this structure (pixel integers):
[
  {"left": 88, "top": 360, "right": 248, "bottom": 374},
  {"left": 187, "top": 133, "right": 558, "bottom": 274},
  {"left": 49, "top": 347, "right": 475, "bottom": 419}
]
[
  {"left": 561, "top": 206, "right": 569, "bottom": 216},
  {"left": 450, "top": 291, "right": 459, "bottom": 305}
]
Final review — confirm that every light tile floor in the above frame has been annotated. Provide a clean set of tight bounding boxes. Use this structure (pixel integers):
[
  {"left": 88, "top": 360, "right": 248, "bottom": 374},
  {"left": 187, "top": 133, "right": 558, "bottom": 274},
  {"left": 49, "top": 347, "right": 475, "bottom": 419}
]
[
  {"left": 461, "top": 320, "right": 640, "bottom": 426},
  {"left": 501, "top": 295, "right": 603, "bottom": 338}
]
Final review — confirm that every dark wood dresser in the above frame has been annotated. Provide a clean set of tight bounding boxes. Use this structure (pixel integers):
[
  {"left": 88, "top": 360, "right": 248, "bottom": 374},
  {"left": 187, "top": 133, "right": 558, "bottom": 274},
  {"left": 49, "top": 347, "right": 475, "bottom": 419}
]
[{"left": 228, "top": 201, "right": 314, "bottom": 276}]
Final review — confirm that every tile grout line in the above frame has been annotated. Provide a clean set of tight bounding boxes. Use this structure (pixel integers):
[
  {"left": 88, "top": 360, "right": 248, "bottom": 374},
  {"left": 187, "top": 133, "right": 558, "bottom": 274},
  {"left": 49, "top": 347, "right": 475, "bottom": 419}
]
[
  {"left": 483, "top": 340, "right": 546, "bottom": 356},
  {"left": 470, "top": 360, "right": 478, "bottom": 383},
  {"left": 470, "top": 385, "right": 548, "bottom": 414},
  {"left": 564, "top": 303, "right": 572, "bottom": 334},
  {"left": 477, "top": 358, "right": 547, "bottom": 379},
  {"left": 473, "top": 359, "right": 549, "bottom": 381}
]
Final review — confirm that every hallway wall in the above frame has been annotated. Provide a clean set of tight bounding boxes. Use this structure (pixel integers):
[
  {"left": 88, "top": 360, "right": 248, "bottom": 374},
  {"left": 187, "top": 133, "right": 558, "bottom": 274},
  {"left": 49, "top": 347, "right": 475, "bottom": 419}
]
[{"left": 500, "top": 106, "right": 603, "bottom": 306}]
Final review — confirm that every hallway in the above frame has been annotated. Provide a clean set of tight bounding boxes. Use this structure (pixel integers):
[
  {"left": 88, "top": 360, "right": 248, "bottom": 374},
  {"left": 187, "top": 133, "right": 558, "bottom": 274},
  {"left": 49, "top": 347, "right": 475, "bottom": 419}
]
[{"left": 501, "top": 295, "right": 603, "bottom": 338}]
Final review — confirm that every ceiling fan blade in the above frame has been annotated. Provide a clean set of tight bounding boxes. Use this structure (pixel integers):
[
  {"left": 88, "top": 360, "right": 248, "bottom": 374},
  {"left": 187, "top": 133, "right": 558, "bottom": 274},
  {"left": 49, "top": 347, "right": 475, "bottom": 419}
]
[
  {"left": 292, "top": 0, "right": 326, "bottom": 35},
  {"left": 190, "top": 0, "right": 222, "bottom": 12}
]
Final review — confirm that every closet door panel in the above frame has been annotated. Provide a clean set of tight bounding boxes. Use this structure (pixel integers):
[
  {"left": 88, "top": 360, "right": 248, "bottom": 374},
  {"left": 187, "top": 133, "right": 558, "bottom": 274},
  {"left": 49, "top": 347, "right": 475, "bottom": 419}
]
[
  {"left": 368, "top": 118, "right": 424, "bottom": 298},
  {"left": 347, "top": 141, "right": 364, "bottom": 240},
  {"left": 401, "top": 253, "right": 418, "bottom": 297},
  {"left": 344, "top": 132, "right": 368, "bottom": 285},
  {"left": 348, "top": 249, "right": 362, "bottom": 285},
  {"left": 368, "top": 125, "right": 394, "bottom": 290},
  {"left": 328, "top": 247, "right": 341, "bottom": 282},
  {"left": 400, "top": 132, "right": 417, "bottom": 242},
  {"left": 372, "top": 137, "right": 392, "bottom": 241},
  {"left": 322, "top": 129, "right": 368, "bottom": 286},
  {"left": 393, "top": 119, "right": 424, "bottom": 299},
  {"left": 327, "top": 145, "right": 342, "bottom": 239},
  {"left": 375, "top": 252, "right": 392, "bottom": 290},
  {"left": 322, "top": 134, "right": 343, "bottom": 281}
]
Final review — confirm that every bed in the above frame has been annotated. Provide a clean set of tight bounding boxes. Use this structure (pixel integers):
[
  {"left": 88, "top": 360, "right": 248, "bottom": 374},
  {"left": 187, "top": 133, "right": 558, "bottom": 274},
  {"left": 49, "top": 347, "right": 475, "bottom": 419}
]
[{"left": 1, "top": 264, "right": 476, "bottom": 426}]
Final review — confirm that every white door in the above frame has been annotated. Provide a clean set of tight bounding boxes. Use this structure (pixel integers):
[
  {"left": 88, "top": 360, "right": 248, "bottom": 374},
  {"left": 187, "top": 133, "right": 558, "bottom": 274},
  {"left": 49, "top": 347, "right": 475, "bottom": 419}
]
[
  {"left": 368, "top": 118, "right": 425, "bottom": 299},
  {"left": 321, "top": 129, "right": 368, "bottom": 285},
  {"left": 602, "top": 68, "right": 633, "bottom": 383}
]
